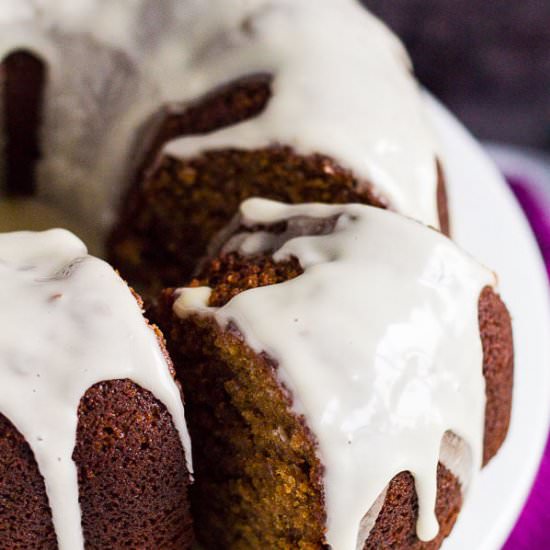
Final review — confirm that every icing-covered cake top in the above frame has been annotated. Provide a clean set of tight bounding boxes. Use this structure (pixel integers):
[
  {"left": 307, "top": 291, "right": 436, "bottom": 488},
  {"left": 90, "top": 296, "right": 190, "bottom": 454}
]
[
  {"left": 175, "top": 198, "right": 495, "bottom": 549},
  {"left": 1, "top": 0, "right": 439, "bottom": 233},
  {"left": 0, "top": 229, "right": 192, "bottom": 550}
]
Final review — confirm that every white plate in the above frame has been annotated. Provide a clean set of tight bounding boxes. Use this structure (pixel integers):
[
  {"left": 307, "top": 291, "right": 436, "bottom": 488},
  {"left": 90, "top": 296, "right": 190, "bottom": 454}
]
[{"left": 425, "top": 96, "right": 550, "bottom": 549}]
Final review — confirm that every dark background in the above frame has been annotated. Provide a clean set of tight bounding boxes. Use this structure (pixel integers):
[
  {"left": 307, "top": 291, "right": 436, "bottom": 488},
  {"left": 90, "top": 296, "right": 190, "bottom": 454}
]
[{"left": 365, "top": 1, "right": 550, "bottom": 151}]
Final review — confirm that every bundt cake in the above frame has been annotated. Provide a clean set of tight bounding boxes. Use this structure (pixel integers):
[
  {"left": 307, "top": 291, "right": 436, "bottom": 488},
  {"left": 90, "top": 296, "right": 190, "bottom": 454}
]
[
  {"left": 0, "top": 1, "right": 515, "bottom": 549},
  {"left": 0, "top": 229, "right": 194, "bottom": 549},
  {"left": 1, "top": 0, "right": 445, "bottom": 293},
  {"left": 152, "top": 199, "right": 514, "bottom": 550}
]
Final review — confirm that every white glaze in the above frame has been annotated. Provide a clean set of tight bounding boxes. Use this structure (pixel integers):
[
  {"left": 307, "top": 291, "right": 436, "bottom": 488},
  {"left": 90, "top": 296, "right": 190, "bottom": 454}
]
[
  {"left": 0, "top": 0, "right": 439, "bottom": 238},
  {"left": 0, "top": 229, "right": 192, "bottom": 550},
  {"left": 175, "top": 198, "right": 494, "bottom": 548}
]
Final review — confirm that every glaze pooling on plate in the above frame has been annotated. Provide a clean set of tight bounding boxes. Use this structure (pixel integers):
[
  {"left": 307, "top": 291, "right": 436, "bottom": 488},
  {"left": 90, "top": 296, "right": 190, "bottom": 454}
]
[
  {"left": 175, "top": 198, "right": 494, "bottom": 549},
  {"left": 0, "top": 0, "right": 439, "bottom": 233},
  {"left": 0, "top": 229, "right": 192, "bottom": 550}
]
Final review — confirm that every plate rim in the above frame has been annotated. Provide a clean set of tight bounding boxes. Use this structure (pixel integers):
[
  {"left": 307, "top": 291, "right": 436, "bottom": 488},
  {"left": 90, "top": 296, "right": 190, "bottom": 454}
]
[{"left": 425, "top": 94, "right": 550, "bottom": 549}]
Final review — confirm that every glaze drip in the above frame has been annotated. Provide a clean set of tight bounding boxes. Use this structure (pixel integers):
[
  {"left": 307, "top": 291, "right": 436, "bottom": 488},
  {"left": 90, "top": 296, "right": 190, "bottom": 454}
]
[
  {"left": 175, "top": 198, "right": 494, "bottom": 548},
  {"left": 0, "top": 229, "right": 192, "bottom": 550}
]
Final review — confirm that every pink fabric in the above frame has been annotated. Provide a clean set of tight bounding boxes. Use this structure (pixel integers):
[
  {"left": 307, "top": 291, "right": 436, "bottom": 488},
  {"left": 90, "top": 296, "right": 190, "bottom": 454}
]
[{"left": 500, "top": 174, "right": 550, "bottom": 549}]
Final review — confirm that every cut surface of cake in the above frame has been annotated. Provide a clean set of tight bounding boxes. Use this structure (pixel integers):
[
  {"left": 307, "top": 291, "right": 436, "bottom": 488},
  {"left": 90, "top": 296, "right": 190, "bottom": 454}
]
[
  {"left": 0, "top": 0, "right": 445, "bottom": 293},
  {"left": 0, "top": 229, "right": 194, "bottom": 549},
  {"left": 152, "top": 199, "right": 513, "bottom": 549}
]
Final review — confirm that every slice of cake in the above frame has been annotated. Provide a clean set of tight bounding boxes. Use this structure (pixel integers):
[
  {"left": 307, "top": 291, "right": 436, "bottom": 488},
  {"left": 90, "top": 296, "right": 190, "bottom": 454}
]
[
  {"left": 152, "top": 199, "right": 513, "bottom": 549},
  {"left": 0, "top": 229, "right": 194, "bottom": 549}
]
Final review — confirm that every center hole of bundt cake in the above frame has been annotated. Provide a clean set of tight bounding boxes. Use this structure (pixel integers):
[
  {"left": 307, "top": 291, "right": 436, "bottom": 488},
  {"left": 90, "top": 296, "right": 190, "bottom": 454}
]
[{"left": 1, "top": 50, "right": 46, "bottom": 197}]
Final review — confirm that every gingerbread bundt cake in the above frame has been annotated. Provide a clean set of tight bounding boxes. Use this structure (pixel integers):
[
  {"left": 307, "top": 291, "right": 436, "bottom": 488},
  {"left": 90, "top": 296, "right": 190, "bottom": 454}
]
[
  {"left": 1, "top": 0, "right": 445, "bottom": 294},
  {"left": 0, "top": 1, "right": 514, "bottom": 548},
  {"left": 153, "top": 199, "right": 513, "bottom": 549},
  {"left": 0, "top": 230, "right": 193, "bottom": 549}
]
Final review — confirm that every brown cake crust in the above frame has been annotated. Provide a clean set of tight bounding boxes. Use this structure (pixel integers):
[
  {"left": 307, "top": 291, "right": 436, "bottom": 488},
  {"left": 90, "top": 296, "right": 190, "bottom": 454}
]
[
  {"left": 363, "top": 465, "right": 462, "bottom": 550},
  {"left": 132, "top": 74, "right": 272, "bottom": 186},
  {"left": 479, "top": 286, "right": 514, "bottom": 465},
  {"left": 109, "top": 77, "right": 448, "bottom": 295},
  {"left": 0, "top": 413, "right": 57, "bottom": 547},
  {"left": 436, "top": 162, "right": 450, "bottom": 236},
  {"left": 0, "top": 50, "right": 46, "bottom": 196},
  {"left": 153, "top": 244, "right": 513, "bottom": 549},
  {"left": 0, "top": 319, "right": 193, "bottom": 549}
]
